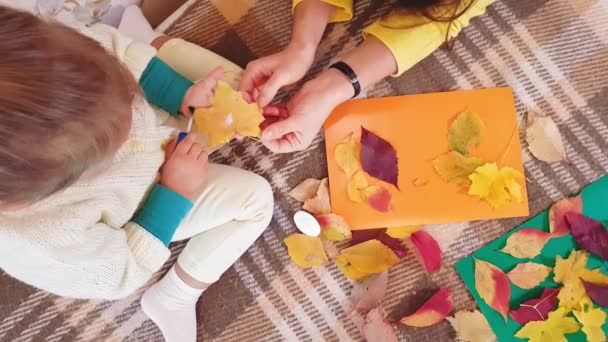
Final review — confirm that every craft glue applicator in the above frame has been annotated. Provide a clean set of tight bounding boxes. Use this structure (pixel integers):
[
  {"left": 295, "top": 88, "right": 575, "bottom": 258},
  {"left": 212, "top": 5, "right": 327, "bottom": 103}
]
[{"left": 177, "top": 117, "right": 194, "bottom": 143}]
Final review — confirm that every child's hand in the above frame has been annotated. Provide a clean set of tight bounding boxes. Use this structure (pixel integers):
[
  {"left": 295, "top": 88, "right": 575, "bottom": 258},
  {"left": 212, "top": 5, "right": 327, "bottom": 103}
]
[
  {"left": 160, "top": 132, "right": 208, "bottom": 200},
  {"left": 180, "top": 67, "right": 224, "bottom": 117}
]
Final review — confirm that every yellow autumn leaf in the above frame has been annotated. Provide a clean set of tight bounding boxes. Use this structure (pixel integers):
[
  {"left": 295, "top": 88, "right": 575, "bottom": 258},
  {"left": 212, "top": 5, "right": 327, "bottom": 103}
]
[
  {"left": 499, "top": 228, "right": 551, "bottom": 259},
  {"left": 335, "top": 134, "right": 360, "bottom": 178},
  {"left": 553, "top": 250, "right": 608, "bottom": 311},
  {"left": 284, "top": 234, "right": 328, "bottom": 268},
  {"left": 335, "top": 240, "right": 400, "bottom": 280},
  {"left": 194, "top": 81, "right": 264, "bottom": 148},
  {"left": 348, "top": 170, "right": 368, "bottom": 203},
  {"left": 468, "top": 163, "right": 524, "bottom": 208},
  {"left": 573, "top": 297, "right": 607, "bottom": 342},
  {"left": 432, "top": 151, "right": 484, "bottom": 187},
  {"left": 507, "top": 262, "right": 552, "bottom": 289},
  {"left": 448, "top": 110, "right": 485, "bottom": 155},
  {"left": 386, "top": 226, "right": 420, "bottom": 239},
  {"left": 446, "top": 310, "right": 496, "bottom": 342},
  {"left": 515, "top": 307, "right": 580, "bottom": 342}
]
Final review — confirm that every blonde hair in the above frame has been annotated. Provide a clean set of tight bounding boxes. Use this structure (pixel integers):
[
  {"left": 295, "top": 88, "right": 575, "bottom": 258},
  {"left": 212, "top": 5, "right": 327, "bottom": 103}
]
[{"left": 0, "top": 6, "right": 138, "bottom": 204}]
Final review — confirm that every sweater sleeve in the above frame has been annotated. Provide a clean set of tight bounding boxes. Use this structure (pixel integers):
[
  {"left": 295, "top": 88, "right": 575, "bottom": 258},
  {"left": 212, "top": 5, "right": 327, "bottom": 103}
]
[
  {"left": 293, "top": 0, "right": 353, "bottom": 22},
  {"left": 363, "top": 0, "right": 496, "bottom": 76}
]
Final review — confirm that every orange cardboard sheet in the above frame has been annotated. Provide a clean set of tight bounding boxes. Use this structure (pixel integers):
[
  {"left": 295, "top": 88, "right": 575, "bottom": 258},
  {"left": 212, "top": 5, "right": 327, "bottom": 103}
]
[{"left": 324, "top": 87, "right": 529, "bottom": 230}]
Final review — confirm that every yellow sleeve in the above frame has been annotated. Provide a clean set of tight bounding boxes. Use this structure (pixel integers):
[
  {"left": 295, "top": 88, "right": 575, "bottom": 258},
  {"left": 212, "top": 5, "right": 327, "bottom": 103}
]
[
  {"left": 293, "top": 0, "right": 353, "bottom": 22},
  {"left": 363, "top": 0, "right": 496, "bottom": 76}
]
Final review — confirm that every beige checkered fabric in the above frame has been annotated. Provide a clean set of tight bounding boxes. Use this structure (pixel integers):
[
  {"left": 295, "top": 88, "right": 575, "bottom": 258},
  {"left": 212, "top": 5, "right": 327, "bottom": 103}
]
[{"left": 1, "top": 0, "right": 607, "bottom": 341}]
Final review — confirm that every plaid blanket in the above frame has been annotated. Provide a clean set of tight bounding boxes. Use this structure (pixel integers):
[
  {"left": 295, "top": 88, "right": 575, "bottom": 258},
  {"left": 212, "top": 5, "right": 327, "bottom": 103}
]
[{"left": 1, "top": 0, "right": 607, "bottom": 341}]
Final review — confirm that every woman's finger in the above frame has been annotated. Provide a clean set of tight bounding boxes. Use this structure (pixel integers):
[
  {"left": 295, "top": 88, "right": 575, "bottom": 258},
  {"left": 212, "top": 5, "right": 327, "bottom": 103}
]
[{"left": 263, "top": 133, "right": 300, "bottom": 153}]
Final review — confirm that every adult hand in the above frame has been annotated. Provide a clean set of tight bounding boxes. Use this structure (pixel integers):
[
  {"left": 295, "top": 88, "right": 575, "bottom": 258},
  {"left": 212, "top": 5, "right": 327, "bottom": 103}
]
[
  {"left": 261, "top": 69, "right": 354, "bottom": 153},
  {"left": 180, "top": 67, "right": 224, "bottom": 116},
  {"left": 161, "top": 132, "right": 209, "bottom": 200},
  {"left": 239, "top": 43, "right": 315, "bottom": 107}
]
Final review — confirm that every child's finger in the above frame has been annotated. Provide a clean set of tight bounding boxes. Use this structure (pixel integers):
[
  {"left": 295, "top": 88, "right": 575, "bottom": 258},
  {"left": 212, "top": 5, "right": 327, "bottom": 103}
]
[
  {"left": 187, "top": 143, "right": 202, "bottom": 156},
  {"left": 176, "top": 132, "right": 197, "bottom": 154},
  {"left": 197, "top": 150, "right": 208, "bottom": 161}
]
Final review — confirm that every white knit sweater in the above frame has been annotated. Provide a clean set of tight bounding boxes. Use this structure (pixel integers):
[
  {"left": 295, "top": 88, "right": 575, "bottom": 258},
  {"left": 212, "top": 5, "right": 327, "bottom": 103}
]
[{"left": 0, "top": 24, "right": 176, "bottom": 299}]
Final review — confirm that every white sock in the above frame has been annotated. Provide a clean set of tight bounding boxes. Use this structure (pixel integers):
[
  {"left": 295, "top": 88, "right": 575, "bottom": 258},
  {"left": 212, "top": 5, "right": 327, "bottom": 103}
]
[
  {"left": 117, "top": 5, "right": 162, "bottom": 44},
  {"left": 141, "top": 265, "right": 204, "bottom": 342}
]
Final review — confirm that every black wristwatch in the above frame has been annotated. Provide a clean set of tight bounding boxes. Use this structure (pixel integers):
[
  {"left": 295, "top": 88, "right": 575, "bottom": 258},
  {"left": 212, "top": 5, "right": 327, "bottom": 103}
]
[{"left": 329, "top": 62, "right": 361, "bottom": 98}]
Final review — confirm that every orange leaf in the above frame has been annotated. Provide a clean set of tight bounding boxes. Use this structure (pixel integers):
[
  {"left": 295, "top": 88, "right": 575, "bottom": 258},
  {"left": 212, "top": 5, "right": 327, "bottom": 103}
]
[
  {"left": 499, "top": 228, "right": 551, "bottom": 259},
  {"left": 315, "top": 213, "right": 352, "bottom": 241},
  {"left": 303, "top": 178, "right": 331, "bottom": 215},
  {"left": 507, "top": 262, "right": 552, "bottom": 289},
  {"left": 475, "top": 259, "right": 511, "bottom": 321},
  {"left": 400, "top": 289, "right": 452, "bottom": 327},
  {"left": 549, "top": 195, "right": 582, "bottom": 236},
  {"left": 194, "top": 81, "right": 264, "bottom": 148}
]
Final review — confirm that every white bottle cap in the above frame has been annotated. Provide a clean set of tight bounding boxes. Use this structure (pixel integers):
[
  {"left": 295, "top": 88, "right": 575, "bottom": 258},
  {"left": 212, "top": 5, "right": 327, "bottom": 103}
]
[{"left": 293, "top": 210, "right": 321, "bottom": 237}]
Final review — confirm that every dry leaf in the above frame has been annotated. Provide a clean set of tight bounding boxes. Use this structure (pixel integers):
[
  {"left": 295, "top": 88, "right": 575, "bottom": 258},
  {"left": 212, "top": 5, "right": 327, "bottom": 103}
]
[
  {"left": 386, "top": 226, "right": 419, "bottom": 239},
  {"left": 362, "top": 307, "right": 398, "bottom": 342},
  {"left": 289, "top": 178, "right": 322, "bottom": 202},
  {"left": 432, "top": 151, "right": 484, "bottom": 187},
  {"left": 468, "top": 163, "right": 524, "bottom": 208},
  {"left": 284, "top": 234, "right": 328, "bottom": 268},
  {"left": 507, "top": 262, "right": 552, "bottom": 289},
  {"left": 315, "top": 213, "right": 352, "bottom": 241},
  {"left": 548, "top": 195, "right": 582, "bottom": 236},
  {"left": 303, "top": 178, "right": 331, "bottom": 215},
  {"left": 335, "top": 240, "right": 400, "bottom": 280},
  {"left": 410, "top": 230, "right": 442, "bottom": 272},
  {"left": 499, "top": 228, "right": 551, "bottom": 259},
  {"left": 320, "top": 237, "right": 339, "bottom": 259},
  {"left": 361, "top": 185, "right": 392, "bottom": 212},
  {"left": 474, "top": 259, "right": 511, "bottom": 321},
  {"left": 446, "top": 310, "right": 496, "bottom": 342},
  {"left": 582, "top": 281, "right": 608, "bottom": 309},
  {"left": 360, "top": 127, "right": 399, "bottom": 189},
  {"left": 335, "top": 133, "right": 361, "bottom": 179},
  {"left": 509, "top": 288, "right": 559, "bottom": 325},
  {"left": 348, "top": 170, "right": 369, "bottom": 203},
  {"left": 572, "top": 297, "right": 606, "bottom": 342},
  {"left": 553, "top": 250, "right": 608, "bottom": 311},
  {"left": 515, "top": 307, "right": 580, "bottom": 342},
  {"left": 566, "top": 212, "right": 608, "bottom": 261},
  {"left": 448, "top": 110, "right": 485, "bottom": 155},
  {"left": 400, "top": 288, "right": 452, "bottom": 327},
  {"left": 525, "top": 110, "right": 567, "bottom": 163},
  {"left": 351, "top": 229, "right": 408, "bottom": 259},
  {"left": 194, "top": 81, "right": 264, "bottom": 148},
  {"left": 349, "top": 272, "right": 389, "bottom": 314}
]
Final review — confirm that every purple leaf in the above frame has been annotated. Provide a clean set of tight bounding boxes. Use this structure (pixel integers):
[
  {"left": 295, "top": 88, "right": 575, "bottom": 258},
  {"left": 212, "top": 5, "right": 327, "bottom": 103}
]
[
  {"left": 351, "top": 229, "right": 408, "bottom": 258},
  {"left": 566, "top": 212, "right": 608, "bottom": 261},
  {"left": 509, "top": 288, "right": 558, "bottom": 325},
  {"left": 360, "top": 127, "right": 399, "bottom": 189},
  {"left": 582, "top": 281, "right": 608, "bottom": 309}
]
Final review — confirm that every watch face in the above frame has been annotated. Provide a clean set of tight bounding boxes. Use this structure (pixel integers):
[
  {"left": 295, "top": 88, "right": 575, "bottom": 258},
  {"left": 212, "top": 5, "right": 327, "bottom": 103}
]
[{"left": 293, "top": 210, "right": 321, "bottom": 237}]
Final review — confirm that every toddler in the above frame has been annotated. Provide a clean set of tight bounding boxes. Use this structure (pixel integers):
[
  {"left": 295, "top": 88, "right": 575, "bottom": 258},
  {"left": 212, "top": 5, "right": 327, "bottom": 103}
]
[{"left": 0, "top": 6, "right": 273, "bottom": 342}]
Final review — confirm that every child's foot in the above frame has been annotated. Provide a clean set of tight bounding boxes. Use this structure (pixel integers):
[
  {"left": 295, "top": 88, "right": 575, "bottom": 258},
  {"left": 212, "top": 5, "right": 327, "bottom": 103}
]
[
  {"left": 141, "top": 266, "right": 203, "bottom": 342},
  {"left": 117, "top": 5, "right": 161, "bottom": 43}
]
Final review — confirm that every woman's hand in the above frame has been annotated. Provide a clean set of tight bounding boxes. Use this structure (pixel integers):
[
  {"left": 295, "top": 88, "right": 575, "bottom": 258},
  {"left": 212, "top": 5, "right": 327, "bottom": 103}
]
[
  {"left": 261, "top": 69, "right": 354, "bottom": 153},
  {"left": 160, "top": 132, "right": 208, "bottom": 200},
  {"left": 180, "top": 67, "right": 224, "bottom": 116},
  {"left": 239, "top": 42, "right": 316, "bottom": 107}
]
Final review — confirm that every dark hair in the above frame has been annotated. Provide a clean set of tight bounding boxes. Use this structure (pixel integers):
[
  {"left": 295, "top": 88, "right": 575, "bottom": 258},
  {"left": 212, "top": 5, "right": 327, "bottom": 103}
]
[
  {"left": 0, "top": 6, "right": 138, "bottom": 204},
  {"left": 391, "top": 0, "right": 476, "bottom": 46}
]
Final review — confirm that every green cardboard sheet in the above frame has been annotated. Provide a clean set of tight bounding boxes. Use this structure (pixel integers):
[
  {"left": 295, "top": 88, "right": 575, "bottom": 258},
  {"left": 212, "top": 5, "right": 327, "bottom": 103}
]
[{"left": 455, "top": 175, "right": 608, "bottom": 342}]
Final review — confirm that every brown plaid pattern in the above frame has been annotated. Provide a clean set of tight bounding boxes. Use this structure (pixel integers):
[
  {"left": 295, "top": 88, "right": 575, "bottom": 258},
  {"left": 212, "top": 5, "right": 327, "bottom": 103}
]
[{"left": 1, "top": 0, "right": 607, "bottom": 341}]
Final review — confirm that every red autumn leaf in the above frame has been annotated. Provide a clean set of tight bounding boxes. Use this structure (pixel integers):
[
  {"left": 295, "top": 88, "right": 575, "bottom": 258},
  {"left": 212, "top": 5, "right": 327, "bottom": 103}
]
[
  {"left": 582, "top": 281, "right": 608, "bottom": 309},
  {"left": 362, "top": 307, "right": 398, "bottom": 342},
  {"left": 509, "top": 288, "right": 559, "bottom": 325},
  {"left": 548, "top": 195, "right": 582, "bottom": 236},
  {"left": 400, "top": 288, "right": 452, "bottom": 327},
  {"left": 475, "top": 259, "right": 511, "bottom": 321},
  {"left": 410, "top": 230, "right": 442, "bottom": 272},
  {"left": 360, "top": 127, "right": 399, "bottom": 189},
  {"left": 351, "top": 229, "right": 408, "bottom": 258},
  {"left": 566, "top": 212, "right": 608, "bottom": 261},
  {"left": 361, "top": 186, "right": 392, "bottom": 212}
]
